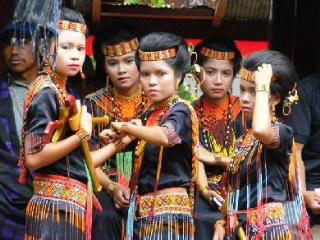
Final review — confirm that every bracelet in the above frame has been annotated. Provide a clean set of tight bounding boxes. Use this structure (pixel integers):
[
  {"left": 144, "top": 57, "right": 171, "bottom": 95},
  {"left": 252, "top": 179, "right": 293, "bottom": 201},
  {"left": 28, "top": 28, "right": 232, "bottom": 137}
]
[
  {"left": 199, "top": 184, "right": 208, "bottom": 192},
  {"left": 215, "top": 153, "right": 222, "bottom": 162},
  {"left": 120, "top": 123, "right": 130, "bottom": 132},
  {"left": 76, "top": 128, "right": 90, "bottom": 142},
  {"left": 215, "top": 219, "right": 226, "bottom": 227},
  {"left": 255, "top": 84, "right": 270, "bottom": 94},
  {"left": 106, "top": 182, "right": 117, "bottom": 195}
]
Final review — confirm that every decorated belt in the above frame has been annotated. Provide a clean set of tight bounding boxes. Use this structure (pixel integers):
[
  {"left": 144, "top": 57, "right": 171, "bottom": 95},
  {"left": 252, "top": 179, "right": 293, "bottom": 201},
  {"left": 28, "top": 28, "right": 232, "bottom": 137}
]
[
  {"left": 246, "top": 202, "right": 286, "bottom": 227},
  {"left": 34, "top": 174, "right": 101, "bottom": 211},
  {"left": 138, "top": 189, "right": 192, "bottom": 218}
]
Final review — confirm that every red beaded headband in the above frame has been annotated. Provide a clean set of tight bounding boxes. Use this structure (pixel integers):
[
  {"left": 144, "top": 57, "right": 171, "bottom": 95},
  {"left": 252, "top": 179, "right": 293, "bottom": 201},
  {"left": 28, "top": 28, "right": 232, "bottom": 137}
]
[
  {"left": 139, "top": 48, "right": 177, "bottom": 61},
  {"left": 58, "top": 20, "right": 87, "bottom": 34},
  {"left": 200, "top": 47, "right": 235, "bottom": 60},
  {"left": 103, "top": 38, "right": 139, "bottom": 57}
]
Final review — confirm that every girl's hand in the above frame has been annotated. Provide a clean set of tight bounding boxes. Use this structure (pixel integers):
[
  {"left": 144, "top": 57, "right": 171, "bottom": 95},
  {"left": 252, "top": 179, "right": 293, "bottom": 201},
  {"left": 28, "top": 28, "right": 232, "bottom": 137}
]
[
  {"left": 213, "top": 223, "right": 225, "bottom": 240},
  {"left": 99, "top": 129, "right": 121, "bottom": 145},
  {"left": 111, "top": 121, "right": 130, "bottom": 133},
  {"left": 254, "top": 63, "right": 273, "bottom": 88},
  {"left": 80, "top": 105, "right": 92, "bottom": 137}
]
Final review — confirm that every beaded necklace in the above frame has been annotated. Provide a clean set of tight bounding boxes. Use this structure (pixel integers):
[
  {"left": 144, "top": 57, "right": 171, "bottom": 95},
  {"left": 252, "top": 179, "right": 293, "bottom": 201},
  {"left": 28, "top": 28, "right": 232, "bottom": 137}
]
[
  {"left": 200, "top": 93, "right": 233, "bottom": 155},
  {"left": 110, "top": 86, "right": 145, "bottom": 122}
]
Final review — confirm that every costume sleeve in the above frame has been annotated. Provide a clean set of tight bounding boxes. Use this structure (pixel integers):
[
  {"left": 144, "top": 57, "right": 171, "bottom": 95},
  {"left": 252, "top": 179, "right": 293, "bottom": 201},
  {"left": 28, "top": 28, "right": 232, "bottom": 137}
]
[
  {"left": 285, "top": 79, "right": 312, "bottom": 144},
  {"left": 159, "top": 102, "right": 192, "bottom": 146},
  {"left": 267, "top": 122, "right": 293, "bottom": 154},
  {"left": 24, "top": 88, "right": 60, "bottom": 155},
  {"left": 83, "top": 96, "right": 101, "bottom": 150}
]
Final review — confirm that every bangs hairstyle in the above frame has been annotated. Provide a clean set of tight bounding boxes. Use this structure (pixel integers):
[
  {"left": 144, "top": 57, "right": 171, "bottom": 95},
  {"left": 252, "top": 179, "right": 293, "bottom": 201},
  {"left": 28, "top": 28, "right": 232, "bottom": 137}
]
[
  {"left": 194, "top": 36, "right": 242, "bottom": 75},
  {"left": 242, "top": 50, "right": 298, "bottom": 119},
  {"left": 60, "top": 7, "right": 88, "bottom": 36},
  {"left": 136, "top": 32, "right": 191, "bottom": 80}
]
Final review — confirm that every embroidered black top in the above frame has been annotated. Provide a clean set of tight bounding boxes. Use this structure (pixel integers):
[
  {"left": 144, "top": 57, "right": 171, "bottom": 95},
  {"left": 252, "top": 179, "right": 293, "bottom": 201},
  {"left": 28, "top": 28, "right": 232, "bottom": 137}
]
[
  {"left": 138, "top": 102, "right": 194, "bottom": 195},
  {"left": 24, "top": 85, "right": 87, "bottom": 183}
]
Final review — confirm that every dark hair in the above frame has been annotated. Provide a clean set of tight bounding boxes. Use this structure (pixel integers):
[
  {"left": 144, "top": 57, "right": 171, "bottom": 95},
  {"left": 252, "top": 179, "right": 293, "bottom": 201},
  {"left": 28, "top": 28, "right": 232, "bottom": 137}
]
[
  {"left": 194, "top": 36, "right": 242, "bottom": 76},
  {"left": 242, "top": 50, "right": 298, "bottom": 119},
  {"left": 93, "top": 26, "right": 139, "bottom": 87},
  {"left": 136, "top": 32, "right": 190, "bottom": 80},
  {"left": 60, "top": 7, "right": 88, "bottom": 36}
]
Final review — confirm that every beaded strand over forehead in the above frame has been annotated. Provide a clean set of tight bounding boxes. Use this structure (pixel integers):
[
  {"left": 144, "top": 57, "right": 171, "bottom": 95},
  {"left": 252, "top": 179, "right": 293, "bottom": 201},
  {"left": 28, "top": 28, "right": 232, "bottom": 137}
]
[
  {"left": 103, "top": 38, "right": 139, "bottom": 57},
  {"left": 200, "top": 47, "right": 235, "bottom": 61},
  {"left": 58, "top": 20, "right": 87, "bottom": 34},
  {"left": 139, "top": 48, "right": 176, "bottom": 61}
]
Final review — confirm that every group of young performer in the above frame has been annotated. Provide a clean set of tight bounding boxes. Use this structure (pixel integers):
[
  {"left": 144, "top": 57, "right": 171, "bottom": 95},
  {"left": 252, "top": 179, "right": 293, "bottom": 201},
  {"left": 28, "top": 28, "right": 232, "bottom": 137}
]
[{"left": 0, "top": 5, "right": 317, "bottom": 240}]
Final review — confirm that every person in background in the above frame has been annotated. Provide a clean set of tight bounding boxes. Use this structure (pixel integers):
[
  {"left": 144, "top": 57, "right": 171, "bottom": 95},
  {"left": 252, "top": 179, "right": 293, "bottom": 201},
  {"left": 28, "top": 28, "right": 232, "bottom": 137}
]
[{"left": 0, "top": 21, "right": 37, "bottom": 240}]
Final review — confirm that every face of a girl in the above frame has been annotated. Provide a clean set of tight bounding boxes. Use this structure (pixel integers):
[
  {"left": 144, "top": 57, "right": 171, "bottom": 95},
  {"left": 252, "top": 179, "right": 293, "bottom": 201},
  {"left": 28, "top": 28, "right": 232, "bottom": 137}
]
[
  {"left": 54, "top": 30, "right": 86, "bottom": 76},
  {"left": 140, "top": 59, "right": 179, "bottom": 103},
  {"left": 239, "top": 78, "right": 256, "bottom": 118},
  {"left": 104, "top": 51, "right": 139, "bottom": 91},
  {"left": 200, "top": 58, "right": 233, "bottom": 102}
]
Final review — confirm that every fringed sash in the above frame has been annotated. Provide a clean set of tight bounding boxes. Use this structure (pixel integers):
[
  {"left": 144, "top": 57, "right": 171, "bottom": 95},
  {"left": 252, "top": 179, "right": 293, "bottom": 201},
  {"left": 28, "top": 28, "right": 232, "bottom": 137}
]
[{"left": 25, "top": 174, "right": 101, "bottom": 240}]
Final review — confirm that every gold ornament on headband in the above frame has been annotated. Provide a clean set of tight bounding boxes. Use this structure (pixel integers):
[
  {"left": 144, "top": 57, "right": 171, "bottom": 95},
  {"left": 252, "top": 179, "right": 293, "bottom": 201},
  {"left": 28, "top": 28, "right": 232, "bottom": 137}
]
[
  {"left": 139, "top": 48, "right": 176, "bottom": 61},
  {"left": 103, "top": 38, "right": 139, "bottom": 57},
  {"left": 200, "top": 47, "right": 235, "bottom": 60},
  {"left": 239, "top": 67, "right": 254, "bottom": 82},
  {"left": 283, "top": 83, "right": 299, "bottom": 116},
  {"left": 239, "top": 67, "right": 278, "bottom": 82},
  {"left": 58, "top": 20, "right": 87, "bottom": 34}
]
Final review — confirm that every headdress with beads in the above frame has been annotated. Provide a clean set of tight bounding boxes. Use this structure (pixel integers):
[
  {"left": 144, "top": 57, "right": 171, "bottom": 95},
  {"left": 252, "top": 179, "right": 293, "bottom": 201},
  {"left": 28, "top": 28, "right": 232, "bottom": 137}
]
[
  {"left": 58, "top": 20, "right": 87, "bottom": 34},
  {"left": 200, "top": 47, "right": 235, "bottom": 61},
  {"left": 103, "top": 38, "right": 139, "bottom": 57},
  {"left": 139, "top": 48, "right": 177, "bottom": 61}
]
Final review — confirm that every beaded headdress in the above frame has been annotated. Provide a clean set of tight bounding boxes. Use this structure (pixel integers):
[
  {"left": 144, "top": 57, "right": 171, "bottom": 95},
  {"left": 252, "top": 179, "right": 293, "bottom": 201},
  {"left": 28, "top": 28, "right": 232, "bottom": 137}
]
[
  {"left": 58, "top": 20, "right": 87, "bottom": 34},
  {"left": 139, "top": 48, "right": 177, "bottom": 61},
  {"left": 103, "top": 38, "right": 139, "bottom": 57},
  {"left": 200, "top": 47, "right": 235, "bottom": 60}
]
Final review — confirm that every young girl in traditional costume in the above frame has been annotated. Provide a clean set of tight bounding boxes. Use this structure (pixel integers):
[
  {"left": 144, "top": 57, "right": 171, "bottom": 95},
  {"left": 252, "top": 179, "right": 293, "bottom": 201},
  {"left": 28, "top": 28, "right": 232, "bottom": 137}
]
[
  {"left": 84, "top": 27, "right": 151, "bottom": 240},
  {"left": 110, "top": 32, "right": 198, "bottom": 240},
  {"left": 192, "top": 37, "right": 242, "bottom": 240},
  {"left": 19, "top": 8, "right": 115, "bottom": 240},
  {"left": 219, "top": 50, "right": 310, "bottom": 240}
]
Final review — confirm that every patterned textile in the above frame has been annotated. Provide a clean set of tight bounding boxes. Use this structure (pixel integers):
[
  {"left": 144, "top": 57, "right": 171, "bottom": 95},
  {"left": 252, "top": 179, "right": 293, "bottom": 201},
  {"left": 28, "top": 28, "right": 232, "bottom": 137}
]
[
  {"left": 34, "top": 174, "right": 88, "bottom": 209},
  {"left": 138, "top": 191, "right": 192, "bottom": 218},
  {"left": 135, "top": 191, "right": 194, "bottom": 240},
  {"left": 246, "top": 202, "right": 291, "bottom": 239},
  {"left": 25, "top": 174, "right": 95, "bottom": 240},
  {"left": 0, "top": 75, "right": 33, "bottom": 240}
]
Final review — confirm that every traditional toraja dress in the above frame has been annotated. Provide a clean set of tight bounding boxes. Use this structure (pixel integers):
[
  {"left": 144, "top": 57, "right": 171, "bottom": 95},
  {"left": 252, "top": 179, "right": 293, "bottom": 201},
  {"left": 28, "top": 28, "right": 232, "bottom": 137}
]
[
  {"left": 84, "top": 86, "right": 151, "bottom": 240},
  {"left": 0, "top": 74, "right": 33, "bottom": 240},
  {"left": 127, "top": 97, "right": 199, "bottom": 240},
  {"left": 226, "top": 122, "right": 311, "bottom": 240},
  {"left": 19, "top": 68, "right": 100, "bottom": 240},
  {"left": 192, "top": 94, "right": 241, "bottom": 239}
]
